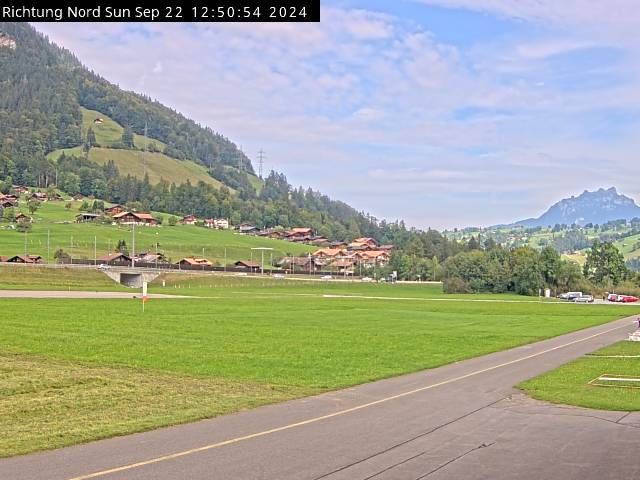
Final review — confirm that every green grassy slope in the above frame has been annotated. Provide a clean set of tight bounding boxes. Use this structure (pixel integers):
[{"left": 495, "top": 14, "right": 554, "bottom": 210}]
[
  {"left": 80, "top": 107, "right": 167, "bottom": 151},
  {"left": 48, "top": 147, "right": 224, "bottom": 188},
  {"left": 0, "top": 201, "right": 313, "bottom": 264}
]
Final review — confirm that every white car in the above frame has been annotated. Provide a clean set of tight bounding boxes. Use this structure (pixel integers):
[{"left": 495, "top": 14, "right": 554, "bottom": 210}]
[
  {"left": 573, "top": 295, "right": 594, "bottom": 303},
  {"left": 234, "top": 272, "right": 248, "bottom": 277},
  {"left": 361, "top": 277, "right": 373, "bottom": 282},
  {"left": 273, "top": 273, "right": 285, "bottom": 279},
  {"left": 320, "top": 275, "right": 333, "bottom": 280},
  {"left": 97, "top": 264, "right": 111, "bottom": 270}
]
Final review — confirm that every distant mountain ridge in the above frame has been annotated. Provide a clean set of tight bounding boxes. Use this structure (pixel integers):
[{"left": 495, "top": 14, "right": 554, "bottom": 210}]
[{"left": 513, "top": 187, "right": 640, "bottom": 227}]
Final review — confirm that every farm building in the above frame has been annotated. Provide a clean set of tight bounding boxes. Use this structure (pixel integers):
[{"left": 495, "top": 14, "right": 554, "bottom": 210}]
[
  {"left": 177, "top": 257, "right": 213, "bottom": 268},
  {"left": 234, "top": 260, "right": 260, "bottom": 272},
  {"left": 75, "top": 213, "right": 100, "bottom": 223},
  {"left": 14, "top": 213, "right": 31, "bottom": 223},
  {"left": 0, "top": 255, "right": 43, "bottom": 264},
  {"left": 135, "top": 253, "right": 169, "bottom": 264},
  {"left": 28, "top": 192, "right": 48, "bottom": 202},
  {"left": 112, "top": 211, "right": 159, "bottom": 226},
  {"left": 279, "top": 256, "right": 319, "bottom": 273},
  {"left": 239, "top": 223, "right": 258, "bottom": 235},
  {"left": 180, "top": 215, "right": 198, "bottom": 225},
  {"left": 104, "top": 204, "right": 125, "bottom": 216},
  {"left": 98, "top": 253, "right": 132, "bottom": 265}
]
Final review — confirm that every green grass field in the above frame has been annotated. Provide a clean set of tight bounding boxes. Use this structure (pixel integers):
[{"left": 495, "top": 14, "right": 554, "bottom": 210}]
[
  {"left": 48, "top": 147, "right": 223, "bottom": 188},
  {"left": 1, "top": 271, "right": 639, "bottom": 456},
  {"left": 0, "top": 201, "right": 313, "bottom": 264},
  {"left": 519, "top": 341, "right": 640, "bottom": 411},
  {"left": 79, "top": 107, "right": 167, "bottom": 152},
  {"left": 615, "top": 232, "right": 640, "bottom": 260}
]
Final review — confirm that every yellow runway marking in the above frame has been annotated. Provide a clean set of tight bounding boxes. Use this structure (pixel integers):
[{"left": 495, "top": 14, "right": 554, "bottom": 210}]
[{"left": 69, "top": 323, "right": 628, "bottom": 480}]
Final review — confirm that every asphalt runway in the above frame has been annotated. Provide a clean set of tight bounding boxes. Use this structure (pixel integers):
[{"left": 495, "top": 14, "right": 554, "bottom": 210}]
[{"left": 1, "top": 316, "right": 639, "bottom": 480}]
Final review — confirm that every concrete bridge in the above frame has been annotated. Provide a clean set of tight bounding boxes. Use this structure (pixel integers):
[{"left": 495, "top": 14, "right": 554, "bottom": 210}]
[{"left": 102, "top": 268, "right": 161, "bottom": 288}]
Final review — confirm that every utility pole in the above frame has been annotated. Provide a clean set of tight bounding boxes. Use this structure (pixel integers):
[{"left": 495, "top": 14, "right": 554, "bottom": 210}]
[
  {"left": 143, "top": 120, "right": 148, "bottom": 178},
  {"left": 47, "top": 229, "right": 50, "bottom": 264},
  {"left": 94, "top": 236, "right": 97, "bottom": 265},
  {"left": 131, "top": 223, "right": 136, "bottom": 268},
  {"left": 258, "top": 149, "right": 266, "bottom": 179}
]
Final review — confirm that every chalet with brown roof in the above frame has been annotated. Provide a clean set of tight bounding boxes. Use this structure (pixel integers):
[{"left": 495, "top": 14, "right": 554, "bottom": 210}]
[
  {"left": 98, "top": 253, "right": 132, "bottom": 265},
  {"left": 349, "top": 237, "right": 378, "bottom": 251},
  {"left": 239, "top": 223, "right": 258, "bottom": 234},
  {"left": 355, "top": 250, "right": 390, "bottom": 266},
  {"left": 279, "top": 256, "right": 319, "bottom": 272},
  {"left": 104, "top": 204, "right": 125, "bottom": 216},
  {"left": 28, "top": 192, "right": 47, "bottom": 202},
  {"left": 14, "top": 212, "right": 31, "bottom": 223},
  {"left": 327, "top": 257, "right": 356, "bottom": 274},
  {"left": 0, "top": 255, "right": 43, "bottom": 264},
  {"left": 180, "top": 215, "right": 198, "bottom": 225},
  {"left": 177, "top": 257, "right": 213, "bottom": 268},
  {"left": 12, "top": 185, "right": 28, "bottom": 194},
  {"left": 0, "top": 194, "right": 18, "bottom": 208},
  {"left": 234, "top": 260, "right": 260, "bottom": 272},
  {"left": 312, "top": 248, "right": 345, "bottom": 259},
  {"left": 285, "top": 227, "right": 313, "bottom": 242},
  {"left": 112, "top": 211, "right": 159, "bottom": 226}
]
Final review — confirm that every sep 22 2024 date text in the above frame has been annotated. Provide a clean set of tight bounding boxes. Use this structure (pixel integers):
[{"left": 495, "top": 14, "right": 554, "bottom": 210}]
[{"left": 1, "top": 5, "right": 312, "bottom": 21}]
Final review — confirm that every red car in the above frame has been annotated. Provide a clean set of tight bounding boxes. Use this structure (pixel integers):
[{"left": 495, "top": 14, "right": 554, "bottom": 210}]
[{"left": 620, "top": 295, "right": 639, "bottom": 303}]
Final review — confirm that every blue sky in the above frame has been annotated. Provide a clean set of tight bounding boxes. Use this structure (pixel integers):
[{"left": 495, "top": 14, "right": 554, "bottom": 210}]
[{"left": 35, "top": 0, "right": 640, "bottom": 229}]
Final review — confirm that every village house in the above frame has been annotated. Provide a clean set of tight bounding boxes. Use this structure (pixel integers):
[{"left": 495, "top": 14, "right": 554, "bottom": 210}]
[
  {"left": 14, "top": 212, "right": 31, "bottom": 223},
  {"left": 112, "top": 211, "right": 159, "bottom": 226},
  {"left": 177, "top": 257, "right": 213, "bottom": 268},
  {"left": 98, "top": 253, "right": 132, "bottom": 265},
  {"left": 28, "top": 192, "right": 48, "bottom": 202},
  {"left": 355, "top": 250, "right": 390, "bottom": 267},
  {"left": 348, "top": 237, "right": 378, "bottom": 251},
  {"left": 257, "top": 228, "right": 285, "bottom": 240},
  {"left": 0, "top": 254, "right": 43, "bottom": 264},
  {"left": 234, "top": 260, "right": 260, "bottom": 272},
  {"left": 0, "top": 194, "right": 18, "bottom": 208},
  {"left": 204, "top": 218, "right": 230, "bottom": 230},
  {"left": 327, "top": 257, "right": 356, "bottom": 275},
  {"left": 285, "top": 227, "right": 313, "bottom": 242},
  {"left": 93, "top": 117, "right": 104, "bottom": 124},
  {"left": 12, "top": 185, "right": 28, "bottom": 195},
  {"left": 135, "top": 252, "right": 169, "bottom": 264},
  {"left": 279, "top": 256, "right": 319, "bottom": 273},
  {"left": 239, "top": 223, "right": 258, "bottom": 235},
  {"left": 180, "top": 215, "right": 198, "bottom": 225},
  {"left": 104, "top": 204, "right": 125, "bottom": 216}
]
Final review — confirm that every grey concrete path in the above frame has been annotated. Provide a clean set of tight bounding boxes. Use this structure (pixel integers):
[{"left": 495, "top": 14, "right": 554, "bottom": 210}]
[{"left": 1, "top": 316, "right": 639, "bottom": 480}]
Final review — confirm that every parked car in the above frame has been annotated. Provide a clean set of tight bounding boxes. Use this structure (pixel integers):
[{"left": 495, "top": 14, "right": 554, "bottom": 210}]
[
  {"left": 573, "top": 295, "right": 594, "bottom": 303},
  {"left": 607, "top": 293, "right": 619, "bottom": 302},
  {"left": 97, "top": 264, "right": 111, "bottom": 270},
  {"left": 320, "top": 275, "right": 333, "bottom": 280},
  {"left": 361, "top": 277, "right": 373, "bottom": 283},
  {"left": 559, "top": 291, "right": 582, "bottom": 300},
  {"left": 273, "top": 273, "right": 285, "bottom": 279},
  {"left": 619, "top": 295, "right": 639, "bottom": 303}
]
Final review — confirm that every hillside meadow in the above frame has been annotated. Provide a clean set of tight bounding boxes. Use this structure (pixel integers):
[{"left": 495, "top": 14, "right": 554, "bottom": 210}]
[{"left": 0, "top": 201, "right": 313, "bottom": 264}]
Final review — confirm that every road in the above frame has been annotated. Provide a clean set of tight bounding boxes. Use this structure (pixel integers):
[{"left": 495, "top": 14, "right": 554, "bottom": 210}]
[{"left": 1, "top": 316, "right": 639, "bottom": 480}]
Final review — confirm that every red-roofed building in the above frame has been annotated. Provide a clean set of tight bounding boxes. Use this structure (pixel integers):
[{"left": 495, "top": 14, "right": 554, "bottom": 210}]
[
  {"left": 180, "top": 215, "right": 198, "bottom": 225},
  {"left": 177, "top": 257, "right": 213, "bottom": 268},
  {"left": 112, "top": 211, "right": 159, "bottom": 226}
]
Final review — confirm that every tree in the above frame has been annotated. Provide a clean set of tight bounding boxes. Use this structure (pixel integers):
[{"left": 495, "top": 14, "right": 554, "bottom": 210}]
[
  {"left": 168, "top": 215, "right": 178, "bottom": 226},
  {"left": 583, "top": 240, "right": 628, "bottom": 286},
  {"left": 116, "top": 239, "right": 129, "bottom": 255},
  {"left": 122, "top": 126, "right": 135, "bottom": 149},
  {"left": 54, "top": 248, "right": 71, "bottom": 264},
  {"left": 27, "top": 199, "right": 41, "bottom": 214},
  {"left": 16, "top": 220, "right": 32, "bottom": 233}
]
